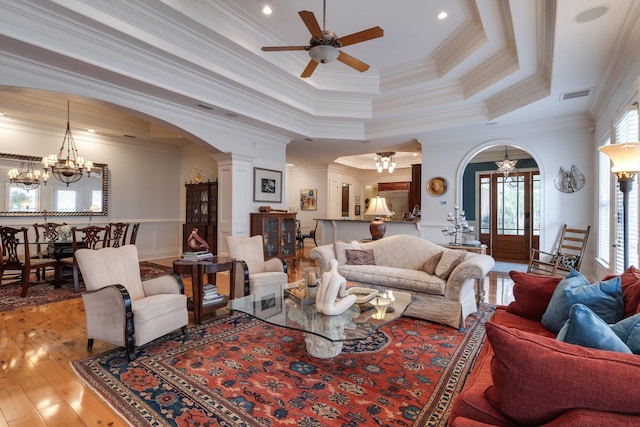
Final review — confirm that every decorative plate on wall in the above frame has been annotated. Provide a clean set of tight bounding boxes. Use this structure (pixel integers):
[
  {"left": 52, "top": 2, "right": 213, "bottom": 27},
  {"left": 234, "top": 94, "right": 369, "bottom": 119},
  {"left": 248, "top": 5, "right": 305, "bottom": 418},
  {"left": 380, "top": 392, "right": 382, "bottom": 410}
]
[{"left": 427, "top": 177, "right": 448, "bottom": 196}]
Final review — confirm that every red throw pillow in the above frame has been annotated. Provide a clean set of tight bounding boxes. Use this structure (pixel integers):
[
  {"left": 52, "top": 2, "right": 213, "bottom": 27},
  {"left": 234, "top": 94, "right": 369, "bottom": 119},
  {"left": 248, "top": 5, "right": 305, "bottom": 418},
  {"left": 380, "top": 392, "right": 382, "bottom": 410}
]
[
  {"left": 604, "top": 266, "right": 640, "bottom": 318},
  {"left": 506, "top": 271, "right": 562, "bottom": 321},
  {"left": 485, "top": 322, "right": 640, "bottom": 425}
]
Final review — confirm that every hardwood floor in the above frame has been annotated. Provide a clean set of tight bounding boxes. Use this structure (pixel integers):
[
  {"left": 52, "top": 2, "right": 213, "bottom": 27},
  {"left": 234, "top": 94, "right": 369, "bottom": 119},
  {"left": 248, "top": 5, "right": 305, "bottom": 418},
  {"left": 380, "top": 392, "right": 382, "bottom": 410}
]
[{"left": 0, "top": 247, "right": 516, "bottom": 426}]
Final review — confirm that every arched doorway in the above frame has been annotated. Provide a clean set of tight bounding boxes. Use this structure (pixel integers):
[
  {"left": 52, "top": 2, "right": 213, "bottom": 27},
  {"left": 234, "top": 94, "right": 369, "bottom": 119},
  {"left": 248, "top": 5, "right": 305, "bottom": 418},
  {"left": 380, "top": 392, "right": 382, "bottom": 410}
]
[{"left": 462, "top": 144, "right": 540, "bottom": 262}]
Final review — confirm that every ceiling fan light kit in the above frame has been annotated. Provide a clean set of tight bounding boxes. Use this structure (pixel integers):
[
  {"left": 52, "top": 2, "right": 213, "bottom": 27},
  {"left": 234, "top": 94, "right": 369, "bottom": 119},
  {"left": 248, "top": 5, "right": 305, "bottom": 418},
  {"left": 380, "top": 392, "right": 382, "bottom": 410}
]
[
  {"left": 261, "top": 0, "right": 383, "bottom": 78},
  {"left": 309, "top": 44, "right": 339, "bottom": 63}
]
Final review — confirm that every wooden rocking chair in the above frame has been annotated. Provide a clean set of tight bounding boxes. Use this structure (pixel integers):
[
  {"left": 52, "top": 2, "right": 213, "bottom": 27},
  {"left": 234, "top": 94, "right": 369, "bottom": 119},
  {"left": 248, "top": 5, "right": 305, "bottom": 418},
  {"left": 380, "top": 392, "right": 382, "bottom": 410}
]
[{"left": 527, "top": 224, "right": 590, "bottom": 276}]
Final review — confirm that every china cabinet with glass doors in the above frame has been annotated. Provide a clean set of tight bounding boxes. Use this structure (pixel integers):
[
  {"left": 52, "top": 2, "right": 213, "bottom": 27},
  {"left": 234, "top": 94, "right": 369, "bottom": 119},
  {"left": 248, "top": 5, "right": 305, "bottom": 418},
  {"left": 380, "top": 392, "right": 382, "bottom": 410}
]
[
  {"left": 183, "top": 181, "right": 217, "bottom": 253},
  {"left": 250, "top": 212, "right": 297, "bottom": 266}
]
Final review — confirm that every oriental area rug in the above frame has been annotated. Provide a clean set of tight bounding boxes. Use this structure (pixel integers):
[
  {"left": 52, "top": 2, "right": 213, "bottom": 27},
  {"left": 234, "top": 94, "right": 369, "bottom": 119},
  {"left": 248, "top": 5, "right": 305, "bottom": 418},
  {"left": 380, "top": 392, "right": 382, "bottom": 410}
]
[
  {"left": 71, "top": 305, "right": 495, "bottom": 426},
  {"left": 0, "top": 261, "right": 174, "bottom": 312}
]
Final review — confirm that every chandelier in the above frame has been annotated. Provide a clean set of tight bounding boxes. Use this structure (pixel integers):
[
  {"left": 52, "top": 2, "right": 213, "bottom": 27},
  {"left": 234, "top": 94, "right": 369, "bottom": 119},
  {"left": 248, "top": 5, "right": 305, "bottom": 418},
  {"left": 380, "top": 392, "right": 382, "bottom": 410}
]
[
  {"left": 8, "top": 161, "right": 48, "bottom": 191},
  {"left": 375, "top": 152, "right": 396, "bottom": 173},
  {"left": 42, "top": 101, "right": 93, "bottom": 187},
  {"left": 495, "top": 146, "right": 518, "bottom": 178}
]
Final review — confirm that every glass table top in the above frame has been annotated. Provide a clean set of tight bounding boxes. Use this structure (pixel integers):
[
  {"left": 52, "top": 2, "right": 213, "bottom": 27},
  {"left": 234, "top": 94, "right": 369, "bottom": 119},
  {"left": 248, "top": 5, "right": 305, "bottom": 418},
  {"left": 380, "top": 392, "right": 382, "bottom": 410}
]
[{"left": 227, "top": 288, "right": 412, "bottom": 342}]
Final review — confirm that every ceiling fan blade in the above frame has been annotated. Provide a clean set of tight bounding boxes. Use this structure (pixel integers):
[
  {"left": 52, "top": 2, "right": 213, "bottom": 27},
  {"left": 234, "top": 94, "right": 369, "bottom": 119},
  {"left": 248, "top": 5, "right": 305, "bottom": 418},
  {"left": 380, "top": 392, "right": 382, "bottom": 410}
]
[
  {"left": 299, "top": 10, "right": 323, "bottom": 38},
  {"left": 337, "top": 51, "right": 370, "bottom": 72},
  {"left": 300, "top": 60, "right": 319, "bottom": 78},
  {"left": 262, "top": 46, "right": 308, "bottom": 52},
  {"left": 338, "top": 26, "right": 384, "bottom": 47}
]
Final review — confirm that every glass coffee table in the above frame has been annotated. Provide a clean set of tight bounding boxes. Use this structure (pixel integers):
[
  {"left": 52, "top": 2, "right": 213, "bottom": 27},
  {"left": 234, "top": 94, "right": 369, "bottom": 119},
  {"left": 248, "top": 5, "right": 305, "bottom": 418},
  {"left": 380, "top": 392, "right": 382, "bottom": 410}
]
[{"left": 227, "top": 287, "right": 412, "bottom": 358}]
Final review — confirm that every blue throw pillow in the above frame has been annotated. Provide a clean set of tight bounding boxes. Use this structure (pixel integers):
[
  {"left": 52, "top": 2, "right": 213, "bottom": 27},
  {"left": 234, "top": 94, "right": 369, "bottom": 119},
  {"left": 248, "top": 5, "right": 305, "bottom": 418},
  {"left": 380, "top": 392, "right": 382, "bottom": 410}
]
[
  {"left": 611, "top": 313, "right": 640, "bottom": 354},
  {"left": 541, "top": 269, "right": 623, "bottom": 334},
  {"left": 557, "top": 303, "right": 632, "bottom": 354}
]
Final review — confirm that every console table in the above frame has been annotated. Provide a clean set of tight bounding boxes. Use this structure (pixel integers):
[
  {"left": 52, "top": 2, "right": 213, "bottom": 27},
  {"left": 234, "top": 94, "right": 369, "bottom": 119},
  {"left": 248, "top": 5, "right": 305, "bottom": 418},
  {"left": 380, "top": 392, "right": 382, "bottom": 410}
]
[
  {"left": 440, "top": 243, "right": 487, "bottom": 255},
  {"left": 173, "top": 256, "right": 236, "bottom": 324}
]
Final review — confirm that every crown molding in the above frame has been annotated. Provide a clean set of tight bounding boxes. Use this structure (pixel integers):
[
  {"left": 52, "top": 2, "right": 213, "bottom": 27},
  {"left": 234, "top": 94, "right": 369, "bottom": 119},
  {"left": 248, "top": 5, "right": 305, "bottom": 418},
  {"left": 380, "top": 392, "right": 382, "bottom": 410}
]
[
  {"left": 459, "top": 0, "right": 518, "bottom": 98},
  {"left": 432, "top": 0, "right": 487, "bottom": 78},
  {"left": 483, "top": 0, "right": 555, "bottom": 119},
  {"left": 590, "top": 1, "right": 640, "bottom": 120}
]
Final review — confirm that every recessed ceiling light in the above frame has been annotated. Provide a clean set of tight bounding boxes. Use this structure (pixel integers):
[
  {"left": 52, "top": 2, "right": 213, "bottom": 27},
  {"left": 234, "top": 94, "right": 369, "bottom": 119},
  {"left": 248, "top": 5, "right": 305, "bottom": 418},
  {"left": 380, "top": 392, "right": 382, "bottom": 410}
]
[
  {"left": 412, "top": 153, "right": 418, "bottom": 157},
  {"left": 286, "top": 163, "right": 295, "bottom": 167},
  {"left": 574, "top": 6, "right": 609, "bottom": 23},
  {"left": 87, "top": 128, "right": 95, "bottom": 133},
  {"left": 437, "top": 11, "right": 448, "bottom": 20},
  {"left": 262, "top": 5, "right": 272, "bottom": 15}
]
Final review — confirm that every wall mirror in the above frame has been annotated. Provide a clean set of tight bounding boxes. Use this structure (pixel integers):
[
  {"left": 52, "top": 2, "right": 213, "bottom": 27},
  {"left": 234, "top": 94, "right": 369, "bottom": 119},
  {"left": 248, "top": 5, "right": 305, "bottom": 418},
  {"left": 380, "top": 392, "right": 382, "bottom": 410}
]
[{"left": 0, "top": 152, "right": 108, "bottom": 217}]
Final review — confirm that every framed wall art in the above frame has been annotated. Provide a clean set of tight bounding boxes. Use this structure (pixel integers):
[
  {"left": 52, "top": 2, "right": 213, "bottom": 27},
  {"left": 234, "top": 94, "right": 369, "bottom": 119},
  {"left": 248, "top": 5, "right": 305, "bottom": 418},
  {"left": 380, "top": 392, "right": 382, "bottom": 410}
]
[
  {"left": 253, "top": 167, "right": 282, "bottom": 203},
  {"left": 300, "top": 188, "right": 317, "bottom": 211}
]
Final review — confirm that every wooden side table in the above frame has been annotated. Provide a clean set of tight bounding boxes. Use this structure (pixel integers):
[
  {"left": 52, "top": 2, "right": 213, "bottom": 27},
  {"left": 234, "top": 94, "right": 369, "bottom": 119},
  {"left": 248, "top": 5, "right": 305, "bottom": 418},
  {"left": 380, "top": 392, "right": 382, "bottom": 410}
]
[{"left": 173, "top": 256, "right": 236, "bottom": 324}]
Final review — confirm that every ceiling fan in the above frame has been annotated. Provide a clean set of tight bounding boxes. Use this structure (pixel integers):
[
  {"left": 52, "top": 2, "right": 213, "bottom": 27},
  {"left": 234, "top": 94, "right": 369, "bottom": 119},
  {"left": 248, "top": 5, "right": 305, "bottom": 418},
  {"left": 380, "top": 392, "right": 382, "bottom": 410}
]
[{"left": 261, "top": 0, "right": 384, "bottom": 78}]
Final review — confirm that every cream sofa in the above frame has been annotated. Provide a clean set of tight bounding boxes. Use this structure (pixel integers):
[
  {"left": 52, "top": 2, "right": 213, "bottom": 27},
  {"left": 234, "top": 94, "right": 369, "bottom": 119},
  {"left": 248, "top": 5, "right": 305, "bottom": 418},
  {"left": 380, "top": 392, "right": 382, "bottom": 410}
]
[{"left": 310, "top": 234, "right": 495, "bottom": 329}]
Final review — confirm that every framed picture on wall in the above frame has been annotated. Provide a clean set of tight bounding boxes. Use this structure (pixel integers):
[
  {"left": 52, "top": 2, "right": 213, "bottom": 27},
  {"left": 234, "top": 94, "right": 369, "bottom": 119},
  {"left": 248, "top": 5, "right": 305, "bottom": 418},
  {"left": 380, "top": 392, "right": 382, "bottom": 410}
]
[
  {"left": 300, "top": 188, "right": 317, "bottom": 211},
  {"left": 253, "top": 167, "right": 282, "bottom": 203}
]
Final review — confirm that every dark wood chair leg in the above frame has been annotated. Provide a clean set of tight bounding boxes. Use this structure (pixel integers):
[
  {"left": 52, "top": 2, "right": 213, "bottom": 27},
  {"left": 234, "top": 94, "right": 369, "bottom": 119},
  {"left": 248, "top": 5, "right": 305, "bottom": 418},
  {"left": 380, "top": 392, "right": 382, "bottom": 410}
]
[
  {"left": 20, "top": 270, "right": 29, "bottom": 297},
  {"left": 87, "top": 338, "right": 94, "bottom": 351},
  {"left": 72, "top": 264, "right": 80, "bottom": 293},
  {"left": 181, "top": 326, "right": 188, "bottom": 335}
]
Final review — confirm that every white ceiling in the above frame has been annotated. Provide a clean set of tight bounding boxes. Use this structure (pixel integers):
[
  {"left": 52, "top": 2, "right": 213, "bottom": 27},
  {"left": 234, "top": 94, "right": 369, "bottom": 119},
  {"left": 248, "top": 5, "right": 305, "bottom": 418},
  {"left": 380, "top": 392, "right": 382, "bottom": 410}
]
[{"left": 0, "top": 0, "right": 638, "bottom": 168}]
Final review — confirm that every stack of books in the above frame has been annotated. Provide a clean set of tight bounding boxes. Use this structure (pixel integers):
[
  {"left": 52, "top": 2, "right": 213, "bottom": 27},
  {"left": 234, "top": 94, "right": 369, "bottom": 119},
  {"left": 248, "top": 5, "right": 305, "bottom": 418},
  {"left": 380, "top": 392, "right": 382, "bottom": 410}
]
[
  {"left": 181, "top": 250, "right": 214, "bottom": 261},
  {"left": 203, "top": 284, "right": 224, "bottom": 305}
]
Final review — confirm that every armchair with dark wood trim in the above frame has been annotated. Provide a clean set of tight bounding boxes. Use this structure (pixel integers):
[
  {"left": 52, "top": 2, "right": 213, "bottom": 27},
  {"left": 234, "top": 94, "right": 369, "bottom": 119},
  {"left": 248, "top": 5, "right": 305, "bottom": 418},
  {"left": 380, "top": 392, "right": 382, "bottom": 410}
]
[
  {"left": 75, "top": 245, "right": 188, "bottom": 361},
  {"left": 226, "top": 235, "right": 288, "bottom": 297}
]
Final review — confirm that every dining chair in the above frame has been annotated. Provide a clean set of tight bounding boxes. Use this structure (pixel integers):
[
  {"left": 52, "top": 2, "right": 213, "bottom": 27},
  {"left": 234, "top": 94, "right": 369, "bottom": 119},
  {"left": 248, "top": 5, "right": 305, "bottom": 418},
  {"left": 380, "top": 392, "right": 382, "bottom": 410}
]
[
  {"left": 108, "top": 222, "right": 129, "bottom": 247},
  {"left": 0, "top": 226, "right": 60, "bottom": 297},
  {"left": 58, "top": 225, "right": 111, "bottom": 292},
  {"left": 129, "top": 222, "right": 140, "bottom": 244},
  {"left": 32, "top": 222, "right": 66, "bottom": 280}
]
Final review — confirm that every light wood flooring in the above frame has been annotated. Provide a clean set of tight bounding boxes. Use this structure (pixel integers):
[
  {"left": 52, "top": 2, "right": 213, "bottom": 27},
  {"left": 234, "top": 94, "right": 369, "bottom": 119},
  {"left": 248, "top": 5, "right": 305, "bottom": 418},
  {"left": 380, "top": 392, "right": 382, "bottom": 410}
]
[{"left": 0, "top": 247, "right": 517, "bottom": 426}]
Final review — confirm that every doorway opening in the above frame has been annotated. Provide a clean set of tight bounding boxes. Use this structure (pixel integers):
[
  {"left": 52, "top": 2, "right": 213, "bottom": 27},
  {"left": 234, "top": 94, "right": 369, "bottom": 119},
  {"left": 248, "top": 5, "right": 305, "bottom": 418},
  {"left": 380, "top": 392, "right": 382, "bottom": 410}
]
[{"left": 463, "top": 145, "right": 540, "bottom": 261}]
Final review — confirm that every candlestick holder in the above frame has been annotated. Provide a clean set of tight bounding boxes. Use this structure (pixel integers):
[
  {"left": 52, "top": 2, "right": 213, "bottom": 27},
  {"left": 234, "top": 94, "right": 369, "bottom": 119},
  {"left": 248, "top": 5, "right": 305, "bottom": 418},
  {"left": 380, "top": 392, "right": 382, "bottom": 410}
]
[{"left": 442, "top": 206, "right": 474, "bottom": 245}]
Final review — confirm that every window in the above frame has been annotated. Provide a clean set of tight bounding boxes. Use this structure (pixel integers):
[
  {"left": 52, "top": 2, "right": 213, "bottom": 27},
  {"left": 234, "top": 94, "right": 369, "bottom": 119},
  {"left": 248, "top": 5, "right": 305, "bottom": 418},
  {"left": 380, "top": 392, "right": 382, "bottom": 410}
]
[
  {"left": 598, "top": 135, "right": 611, "bottom": 267},
  {"left": 91, "top": 190, "right": 102, "bottom": 211},
  {"left": 8, "top": 186, "right": 39, "bottom": 211},
  {"left": 55, "top": 189, "right": 77, "bottom": 212}
]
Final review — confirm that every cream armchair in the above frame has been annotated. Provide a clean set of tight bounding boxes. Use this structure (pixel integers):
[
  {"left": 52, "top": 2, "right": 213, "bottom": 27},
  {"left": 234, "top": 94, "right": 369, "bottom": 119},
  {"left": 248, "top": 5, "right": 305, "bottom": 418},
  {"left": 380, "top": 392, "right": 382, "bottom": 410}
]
[
  {"left": 226, "top": 235, "right": 288, "bottom": 297},
  {"left": 75, "top": 245, "right": 188, "bottom": 360}
]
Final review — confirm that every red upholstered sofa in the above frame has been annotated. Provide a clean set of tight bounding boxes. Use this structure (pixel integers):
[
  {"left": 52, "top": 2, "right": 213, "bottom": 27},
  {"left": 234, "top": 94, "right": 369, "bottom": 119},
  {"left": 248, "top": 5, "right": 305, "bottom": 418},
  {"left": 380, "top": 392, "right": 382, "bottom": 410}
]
[{"left": 448, "top": 270, "right": 640, "bottom": 426}]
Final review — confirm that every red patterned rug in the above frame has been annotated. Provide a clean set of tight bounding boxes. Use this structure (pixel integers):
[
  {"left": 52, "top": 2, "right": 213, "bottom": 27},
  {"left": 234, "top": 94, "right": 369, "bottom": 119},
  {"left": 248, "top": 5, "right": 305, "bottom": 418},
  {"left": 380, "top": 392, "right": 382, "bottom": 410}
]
[
  {"left": 71, "top": 305, "right": 494, "bottom": 426},
  {"left": 0, "top": 261, "right": 174, "bottom": 312}
]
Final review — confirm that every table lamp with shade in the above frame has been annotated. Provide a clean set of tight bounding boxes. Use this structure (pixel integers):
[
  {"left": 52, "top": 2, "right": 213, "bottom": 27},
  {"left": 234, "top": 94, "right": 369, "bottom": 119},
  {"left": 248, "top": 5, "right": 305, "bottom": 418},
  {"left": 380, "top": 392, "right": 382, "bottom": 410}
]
[
  {"left": 365, "top": 196, "right": 392, "bottom": 240},
  {"left": 598, "top": 141, "right": 640, "bottom": 269}
]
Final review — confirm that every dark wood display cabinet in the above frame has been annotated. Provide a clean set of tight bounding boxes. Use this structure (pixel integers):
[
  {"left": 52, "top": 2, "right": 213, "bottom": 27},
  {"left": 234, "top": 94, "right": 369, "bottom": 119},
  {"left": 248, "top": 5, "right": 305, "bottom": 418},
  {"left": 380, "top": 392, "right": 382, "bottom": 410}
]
[
  {"left": 183, "top": 181, "right": 218, "bottom": 253},
  {"left": 250, "top": 212, "right": 297, "bottom": 266}
]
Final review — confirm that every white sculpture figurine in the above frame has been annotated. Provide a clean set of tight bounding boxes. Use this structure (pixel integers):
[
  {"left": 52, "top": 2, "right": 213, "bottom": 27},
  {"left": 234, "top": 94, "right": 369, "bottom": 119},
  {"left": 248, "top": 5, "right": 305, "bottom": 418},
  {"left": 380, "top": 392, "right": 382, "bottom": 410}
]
[{"left": 316, "top": 259, "right": 356, "bottom": 315}]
